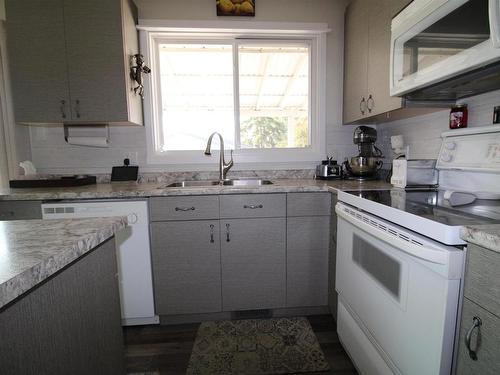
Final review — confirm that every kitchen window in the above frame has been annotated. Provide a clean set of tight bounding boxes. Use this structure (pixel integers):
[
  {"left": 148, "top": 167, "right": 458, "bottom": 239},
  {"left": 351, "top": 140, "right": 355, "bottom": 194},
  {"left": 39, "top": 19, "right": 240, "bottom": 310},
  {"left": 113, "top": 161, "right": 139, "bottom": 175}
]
[{"left": 141, "top": 26, "right": 327, "bottom": 167}]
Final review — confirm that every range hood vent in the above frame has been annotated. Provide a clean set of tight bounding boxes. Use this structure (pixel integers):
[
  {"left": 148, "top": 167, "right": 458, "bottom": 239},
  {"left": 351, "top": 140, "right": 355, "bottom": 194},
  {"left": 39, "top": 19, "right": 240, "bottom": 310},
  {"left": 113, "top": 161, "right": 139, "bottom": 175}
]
[{"left": 403, "top": 62, "right": 500, "bottom": 101}]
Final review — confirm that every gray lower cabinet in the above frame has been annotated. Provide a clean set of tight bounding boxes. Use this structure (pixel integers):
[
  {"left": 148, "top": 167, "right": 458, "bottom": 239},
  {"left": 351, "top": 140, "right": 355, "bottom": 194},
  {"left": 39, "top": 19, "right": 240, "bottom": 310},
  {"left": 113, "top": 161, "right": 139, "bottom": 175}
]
[
  {"left": 150, "top": 220, "right": 222, "bottom": 315},
  {"left": 456, "top": 243, "right": 500, "bottom": 374},
  {"left": 221, "top": 218, "right": 286, "bottom": 311},
  {"left": 329, "top": 193, "right": 338, "bottom": 318},
  {"left": 0, "top": 200, "right": 42, "bottom": 220},
  {"left": 0, "top": 239, "right": 124, "bottom": 375},
  {"left": 287, "top": 216, "right": 329, "bottom": 307}
]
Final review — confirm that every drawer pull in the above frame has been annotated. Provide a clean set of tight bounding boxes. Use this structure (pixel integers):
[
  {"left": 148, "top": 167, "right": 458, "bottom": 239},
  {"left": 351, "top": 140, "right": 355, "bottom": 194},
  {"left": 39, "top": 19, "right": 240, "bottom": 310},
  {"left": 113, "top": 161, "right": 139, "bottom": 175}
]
[
  {"left": 243, "top": 204, "right": 263, "bottom": 209},
  {"left": 175, "top": 206, "right": 195, "bottom": 212},
  {"left": 226, "top": 223, "right": 231, "bottom": 242},
  {"left": 210, "top": 224, "right": 215, "bottom": 243},
  {"left": 465, "top": 316, "right": 482, "bottom": 361}
]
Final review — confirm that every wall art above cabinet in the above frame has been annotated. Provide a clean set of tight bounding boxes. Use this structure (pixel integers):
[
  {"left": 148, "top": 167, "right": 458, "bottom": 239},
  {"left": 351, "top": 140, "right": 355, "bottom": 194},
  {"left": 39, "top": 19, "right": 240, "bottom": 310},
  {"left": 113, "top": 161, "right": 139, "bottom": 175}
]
[{"left": 6, "top": 0, "right": 143, "bottom": 126}]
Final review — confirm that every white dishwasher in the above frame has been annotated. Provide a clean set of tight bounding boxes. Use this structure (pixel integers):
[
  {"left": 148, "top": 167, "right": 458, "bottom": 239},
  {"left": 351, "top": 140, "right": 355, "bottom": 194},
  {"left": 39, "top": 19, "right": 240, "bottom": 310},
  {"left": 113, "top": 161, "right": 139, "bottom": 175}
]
[{"left": 42, "top": 200, "right": 159, "bottom": 326}]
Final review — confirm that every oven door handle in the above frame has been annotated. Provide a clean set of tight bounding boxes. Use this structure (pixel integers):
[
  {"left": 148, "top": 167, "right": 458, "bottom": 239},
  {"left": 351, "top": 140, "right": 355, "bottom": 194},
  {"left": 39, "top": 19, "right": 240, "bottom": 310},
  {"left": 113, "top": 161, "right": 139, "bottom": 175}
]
[{"left": 336, "top": 206, "right": 449, "bottom": 265}]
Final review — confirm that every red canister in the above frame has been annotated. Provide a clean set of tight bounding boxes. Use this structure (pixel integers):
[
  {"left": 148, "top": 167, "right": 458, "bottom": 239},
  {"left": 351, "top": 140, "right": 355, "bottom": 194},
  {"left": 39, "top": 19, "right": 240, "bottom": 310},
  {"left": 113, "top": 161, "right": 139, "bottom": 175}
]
[{"left": 449, "top": 104, "right": 468, "bottom": 129}]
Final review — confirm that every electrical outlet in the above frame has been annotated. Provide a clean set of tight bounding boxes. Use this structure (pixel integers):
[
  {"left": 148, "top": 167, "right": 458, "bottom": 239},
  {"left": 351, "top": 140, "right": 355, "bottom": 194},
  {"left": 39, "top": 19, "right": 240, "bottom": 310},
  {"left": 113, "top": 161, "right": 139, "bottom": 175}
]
[{"left": 124, "top": 152, "right": 138, "bottom": 165}]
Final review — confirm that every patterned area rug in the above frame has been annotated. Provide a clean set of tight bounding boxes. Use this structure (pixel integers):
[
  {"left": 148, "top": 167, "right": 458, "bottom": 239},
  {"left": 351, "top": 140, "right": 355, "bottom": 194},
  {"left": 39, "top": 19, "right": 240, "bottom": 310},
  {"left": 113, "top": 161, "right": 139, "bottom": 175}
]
[{"left": 187, "top": 317, "right": 330, "bottom": 375}]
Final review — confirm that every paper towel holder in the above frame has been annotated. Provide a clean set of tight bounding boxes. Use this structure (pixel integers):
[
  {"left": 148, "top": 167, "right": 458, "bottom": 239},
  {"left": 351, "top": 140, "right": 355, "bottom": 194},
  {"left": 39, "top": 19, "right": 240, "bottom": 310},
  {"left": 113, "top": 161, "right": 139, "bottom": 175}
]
[{"left": 64, "top": 124, "right": 110, "bottom": 144}]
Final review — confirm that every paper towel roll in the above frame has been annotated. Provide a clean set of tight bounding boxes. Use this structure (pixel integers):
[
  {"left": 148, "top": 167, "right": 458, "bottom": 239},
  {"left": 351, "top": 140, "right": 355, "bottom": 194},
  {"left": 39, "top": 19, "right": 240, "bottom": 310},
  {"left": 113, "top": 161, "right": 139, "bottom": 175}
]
[{"left": 67, "top": 136, "right": 109, "bottom": 148}]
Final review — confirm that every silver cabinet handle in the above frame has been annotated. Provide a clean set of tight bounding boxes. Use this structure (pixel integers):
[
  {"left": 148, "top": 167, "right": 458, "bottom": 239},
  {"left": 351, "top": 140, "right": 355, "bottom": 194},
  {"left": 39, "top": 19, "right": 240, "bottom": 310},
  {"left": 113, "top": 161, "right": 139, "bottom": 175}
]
[
  {"left": 360, "top": 97, "right": 366, "bottom": 115},
  {"left": 225, "top": 223, "right": 230, "bottom": 242},
  {"left": 465, "top": 316, "right": 482, "bottom": 361},
  {"left": 60, "top": 100, "right": 67, "bottom": 119},
  {"left": 210, "top": 224, "right": 215, "bottom": 243},
  {"left": 243, "top": 204, "right": 263, "bottom": 209},
  {"left": 367, "top": 94, "right": 374, "bottom": 113},
  {"left": 75, "top": 100, "right": 81, "bottom": 118},
  {"left": 175, "top": 206, "right": 195, "bottom": 212}
]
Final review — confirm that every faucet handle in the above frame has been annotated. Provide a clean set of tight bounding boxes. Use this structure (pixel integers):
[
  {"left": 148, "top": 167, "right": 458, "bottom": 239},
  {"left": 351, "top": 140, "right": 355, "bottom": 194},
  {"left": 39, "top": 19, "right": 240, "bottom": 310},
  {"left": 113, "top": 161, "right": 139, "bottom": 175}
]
[{"left": 229, "top": 149, "right": 234, "bottom": 165}]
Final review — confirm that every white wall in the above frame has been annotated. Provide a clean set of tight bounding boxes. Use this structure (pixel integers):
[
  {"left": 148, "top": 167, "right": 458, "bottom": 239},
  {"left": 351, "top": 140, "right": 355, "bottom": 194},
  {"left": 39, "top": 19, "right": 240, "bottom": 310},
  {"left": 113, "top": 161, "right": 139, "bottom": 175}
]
[
  {"left": 378, "top": 89, "right": 500, "bottom": 164},
  {"left": 28, "top": 0, "right": 355, "bottom": 174}
]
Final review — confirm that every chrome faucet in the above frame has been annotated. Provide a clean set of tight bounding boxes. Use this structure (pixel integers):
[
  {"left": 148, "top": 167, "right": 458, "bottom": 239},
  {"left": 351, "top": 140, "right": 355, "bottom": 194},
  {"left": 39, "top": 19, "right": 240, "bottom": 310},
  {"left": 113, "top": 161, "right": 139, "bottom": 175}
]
[{"left": 204, "top": 132, "right": 234, "bottom": 181}]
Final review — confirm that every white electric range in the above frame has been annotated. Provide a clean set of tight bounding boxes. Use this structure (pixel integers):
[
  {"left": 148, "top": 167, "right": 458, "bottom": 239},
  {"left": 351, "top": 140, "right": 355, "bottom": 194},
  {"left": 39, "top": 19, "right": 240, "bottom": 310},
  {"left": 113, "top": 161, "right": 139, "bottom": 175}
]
[{"left": 335, "top": 125, "right": 500, "bottom": 375}]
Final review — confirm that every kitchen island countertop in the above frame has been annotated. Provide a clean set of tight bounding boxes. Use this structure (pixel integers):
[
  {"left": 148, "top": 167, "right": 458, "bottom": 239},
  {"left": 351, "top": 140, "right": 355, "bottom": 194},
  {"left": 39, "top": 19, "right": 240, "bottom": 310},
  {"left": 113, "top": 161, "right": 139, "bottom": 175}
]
[
  {"left": 0, "top": 217, "right": 127, "bottom": 309},
  {"left": 0, "top": 179, "right": 392, "bottom": 201},
  {"left": 461, "top": 225, "right": 500, "bottom": 253}
]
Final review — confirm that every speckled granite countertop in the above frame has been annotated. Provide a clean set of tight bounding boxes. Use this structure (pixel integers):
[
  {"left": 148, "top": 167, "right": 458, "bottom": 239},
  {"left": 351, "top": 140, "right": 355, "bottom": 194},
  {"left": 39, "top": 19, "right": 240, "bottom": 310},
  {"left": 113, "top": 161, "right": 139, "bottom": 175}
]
[
  {"left": 0, "top": 217, "right": 127, "bottom": 309},
  {"left": 0, "top": 179, "right": 392, "bottom": 201},
  {"left": 460, "top": 225, "right": 500, "bottom": 253}
]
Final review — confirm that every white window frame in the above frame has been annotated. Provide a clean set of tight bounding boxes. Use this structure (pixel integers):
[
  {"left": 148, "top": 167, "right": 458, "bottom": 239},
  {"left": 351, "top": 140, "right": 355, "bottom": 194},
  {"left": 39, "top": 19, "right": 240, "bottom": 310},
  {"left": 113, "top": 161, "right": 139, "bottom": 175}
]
[{"left": 139, "top": 21, "right": 329, "bottom": 170}]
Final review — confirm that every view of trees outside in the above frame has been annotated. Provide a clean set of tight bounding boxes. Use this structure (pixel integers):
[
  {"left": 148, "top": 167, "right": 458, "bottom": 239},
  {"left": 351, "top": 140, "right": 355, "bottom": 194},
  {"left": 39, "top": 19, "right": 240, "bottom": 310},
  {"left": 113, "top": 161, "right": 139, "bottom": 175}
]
[{"left": 240, "top": 116, "right": 309, "bottom": 148}]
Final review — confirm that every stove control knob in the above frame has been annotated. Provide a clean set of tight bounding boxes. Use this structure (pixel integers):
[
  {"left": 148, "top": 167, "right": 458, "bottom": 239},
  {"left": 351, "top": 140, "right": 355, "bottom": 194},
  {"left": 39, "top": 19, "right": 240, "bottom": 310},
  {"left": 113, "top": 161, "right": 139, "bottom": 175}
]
[
  {"left": 445, "top": 142, "right": 457, "bottom": 150},
  {"left": 441, "top": 153, "right": 453, "bottom": 162}
]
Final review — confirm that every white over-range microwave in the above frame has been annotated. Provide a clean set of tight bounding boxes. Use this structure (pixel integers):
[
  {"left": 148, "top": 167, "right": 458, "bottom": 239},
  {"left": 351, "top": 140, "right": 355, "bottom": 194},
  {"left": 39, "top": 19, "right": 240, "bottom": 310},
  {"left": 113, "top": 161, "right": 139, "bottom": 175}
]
[{"left": 390, "top": 0, "right": 500, "bottom": 98}]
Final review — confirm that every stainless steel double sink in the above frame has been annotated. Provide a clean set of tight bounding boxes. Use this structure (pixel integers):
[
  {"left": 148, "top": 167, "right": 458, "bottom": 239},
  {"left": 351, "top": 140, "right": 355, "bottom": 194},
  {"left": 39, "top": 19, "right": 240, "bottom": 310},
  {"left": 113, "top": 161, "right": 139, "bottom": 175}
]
[{"left": 162, "top": 179, "right": 273, "bottom": 188}]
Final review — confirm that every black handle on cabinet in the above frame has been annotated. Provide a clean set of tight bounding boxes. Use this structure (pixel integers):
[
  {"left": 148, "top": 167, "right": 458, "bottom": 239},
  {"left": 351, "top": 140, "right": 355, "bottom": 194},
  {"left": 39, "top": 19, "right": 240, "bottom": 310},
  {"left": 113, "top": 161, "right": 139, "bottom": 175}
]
[
  {"left": 60, "top": 100, "right": 67, "bottom": 119},
  {"left": 465, "top": 316, "right": 482, "bottom": 361},
  {"left": 75, "top": 100, "right": 81, "bottom": 118},
  {"left": 209, "top": 224, "right": 215, "bottom": 243},
  {"left": 175, "top": 206, "right": 195, "bottom": 212},
  {"left": 243, "top": 204, "right": 263, "bottom": 209},
  {"left": 225, "top": 223, "right": 231, "bottom": 242}
]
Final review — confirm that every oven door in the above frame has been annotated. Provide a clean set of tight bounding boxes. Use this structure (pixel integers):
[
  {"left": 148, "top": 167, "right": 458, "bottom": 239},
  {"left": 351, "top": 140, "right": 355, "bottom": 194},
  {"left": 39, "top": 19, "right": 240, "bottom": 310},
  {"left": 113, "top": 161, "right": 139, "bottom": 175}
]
[
  {"left": 335, "top": 203, "right": 464, "bottom": 375},
  {"left": 390, "top": 0, "right": 500, "bottom": 96}
]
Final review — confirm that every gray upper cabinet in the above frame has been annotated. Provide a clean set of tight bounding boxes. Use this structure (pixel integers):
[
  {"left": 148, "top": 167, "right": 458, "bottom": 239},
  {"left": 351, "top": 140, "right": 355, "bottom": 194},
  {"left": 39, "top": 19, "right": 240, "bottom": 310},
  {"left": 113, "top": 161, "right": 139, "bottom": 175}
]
[
  {"left": 343, "top": 0, "right": 411, "bottom": 124},
  {"left": 6, "top": 0, "right": 142, "bottom": 125},
  {"left": 5, "top": 0, "right": 70, "bottom": 124}
]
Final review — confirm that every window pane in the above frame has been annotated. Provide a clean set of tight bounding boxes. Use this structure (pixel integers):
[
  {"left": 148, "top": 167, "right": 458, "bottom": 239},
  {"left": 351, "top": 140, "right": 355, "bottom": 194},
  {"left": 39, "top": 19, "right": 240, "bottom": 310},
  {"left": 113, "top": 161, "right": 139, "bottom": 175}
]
[
  {"left": 238, "top": 44, "right": 310, "bottom": 149},
  {"left": 158, "top": 44, "right": 235, "bottom": 151}
]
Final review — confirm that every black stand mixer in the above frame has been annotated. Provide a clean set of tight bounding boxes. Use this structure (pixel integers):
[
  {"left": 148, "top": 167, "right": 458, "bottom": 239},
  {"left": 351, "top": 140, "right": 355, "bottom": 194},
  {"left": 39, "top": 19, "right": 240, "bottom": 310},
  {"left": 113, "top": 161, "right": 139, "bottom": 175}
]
[{"left": 343, "top": 126, "right": 384, "bottom": 180}]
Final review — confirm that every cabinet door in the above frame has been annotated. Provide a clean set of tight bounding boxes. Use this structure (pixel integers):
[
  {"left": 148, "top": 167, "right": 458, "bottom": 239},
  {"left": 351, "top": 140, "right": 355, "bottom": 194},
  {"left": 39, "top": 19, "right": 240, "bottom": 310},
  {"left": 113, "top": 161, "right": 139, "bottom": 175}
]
[
  {"left": 287, "top": 216, "right": 329, "bottom": 307},
  {"left": 63, "top": 0, "right": 130, "bottom": 123},
  {"left": 221, "top": 218, "right": 286, "bottom": 311},
  {"left": 329, "top": 194, "right": 338, "bottom": 318},
  {"left": 456, "top": 298, "right": 500, "bottom": 375},
  {"left": 6, "top": 0, "right": 71, "bottom": 123},
  {"left": 366, "top": 0, "right": 405, "bottom": 117},
  {"left": 150, "top": 220, "right": 222, "bottom": 315},
  {"left": 343, "top": 0, "right": 369, "bottom": 124}
]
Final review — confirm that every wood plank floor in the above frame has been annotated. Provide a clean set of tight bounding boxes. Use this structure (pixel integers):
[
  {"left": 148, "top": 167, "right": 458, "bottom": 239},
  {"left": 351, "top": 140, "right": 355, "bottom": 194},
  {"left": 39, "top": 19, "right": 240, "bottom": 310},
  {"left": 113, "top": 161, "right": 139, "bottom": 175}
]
[{"left": 124, "top": 314, "right": 358, "bottom": 375}]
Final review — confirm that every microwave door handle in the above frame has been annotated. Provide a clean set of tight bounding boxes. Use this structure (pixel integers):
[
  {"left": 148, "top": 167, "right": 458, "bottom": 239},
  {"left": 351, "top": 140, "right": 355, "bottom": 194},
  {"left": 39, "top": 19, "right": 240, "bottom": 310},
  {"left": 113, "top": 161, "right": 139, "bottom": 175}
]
[{"left": 490, "top": 0, "right": 500, "bottom": 48}]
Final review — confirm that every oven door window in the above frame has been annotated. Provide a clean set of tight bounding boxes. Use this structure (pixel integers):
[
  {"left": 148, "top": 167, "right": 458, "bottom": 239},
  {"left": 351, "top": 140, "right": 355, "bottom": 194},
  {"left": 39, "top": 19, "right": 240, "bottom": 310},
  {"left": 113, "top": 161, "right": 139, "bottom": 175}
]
[
  {"left": 400, "top": 0, "right": 490, "bottom": 79},
  {"left": 352, "top": 234, "right": 401, "bottom": 300}
]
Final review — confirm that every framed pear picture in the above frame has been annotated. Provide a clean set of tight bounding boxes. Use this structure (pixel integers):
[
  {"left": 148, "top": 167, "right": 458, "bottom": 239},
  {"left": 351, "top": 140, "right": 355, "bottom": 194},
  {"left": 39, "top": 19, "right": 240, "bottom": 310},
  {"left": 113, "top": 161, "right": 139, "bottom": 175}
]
[{"left": 217, "top": 0, "right": 255, "bottom": 16}]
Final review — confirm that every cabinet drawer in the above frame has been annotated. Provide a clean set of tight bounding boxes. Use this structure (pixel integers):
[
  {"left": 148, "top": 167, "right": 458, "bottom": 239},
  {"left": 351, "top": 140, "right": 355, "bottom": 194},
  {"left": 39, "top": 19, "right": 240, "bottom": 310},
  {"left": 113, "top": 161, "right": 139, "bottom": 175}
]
[
  {"left": 0, "top": 201, "right": 42, "bottom": 220},
  {"left": 456, "top": 298, "right": 500, "bottom": 375},
  {"left": 464, "top": 244, "right": 500, "bottom": 317},
  {"left": 287, "top": 192, "right": 331, "bottom": 216},
  {"left": 220, "top": 194, "right": 286, "bottom": 218},
  {"left": 149, "top": 196, "right": 219, "bottom": 221}
]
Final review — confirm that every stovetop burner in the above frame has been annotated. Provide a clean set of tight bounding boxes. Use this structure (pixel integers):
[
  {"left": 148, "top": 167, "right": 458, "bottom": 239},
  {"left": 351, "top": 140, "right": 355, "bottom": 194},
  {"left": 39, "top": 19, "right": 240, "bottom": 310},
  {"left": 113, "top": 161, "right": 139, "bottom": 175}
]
[{"left": 345, "top": 189, "right": 500, "bottom": 223}]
